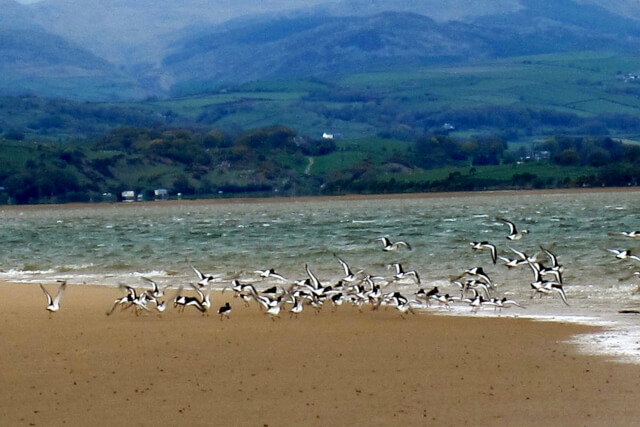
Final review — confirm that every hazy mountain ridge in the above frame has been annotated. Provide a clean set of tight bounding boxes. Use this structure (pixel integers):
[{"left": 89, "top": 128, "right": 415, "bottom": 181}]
[
  {"left": 161, "top": 2, "right": 640, "bottom": 93},
  {"left": 162, "top": 12, "right": 492, "bottom": 90},
  {"left": 5, "top": 0, "right": 640, "bottom": 100}
]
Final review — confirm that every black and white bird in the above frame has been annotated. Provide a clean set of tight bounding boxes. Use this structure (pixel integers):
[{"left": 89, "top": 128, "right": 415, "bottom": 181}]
[
  {"left": 537, "top": 246, "right": 564, "bottom": 283},
  {"left": 304, "top": 264, "right": 323, "bottom": 291},
  {"left": 619, "top": 231, "right": 640, "bottom": 238},
  {"left": 218, "top": 302, "right": 231, "bottom": 321},
  {"left": 265, "top": 296, "right": 286, "bottom": 319},
  {"left": 607, "top": 249, "right": 640, "bottom": 262},
  {"left": 528, "top": 262, "right": 569, "bottom": 306},
  {"left": 173, "top": 284, "right": 209, "bottom": 314},
  {"left": 375, "top": 237, "right": 412, "bottom": 251},
  {"left": 470, "top": 241, "right": 497, "bottom": 264},
  {"left": 289, "top": 294, "right": 304, "bottom": 319},
  {"left": 497, "top": 217, "right": 529, "bottom": 240},
  {"left": 333, "top": 253, "right": 364, "bottom": 282},
  {"left": 141, "top": 276, "right": 165, "bottom": 298},
  {"left": 468, "top": 294, "right": 486, "bottom": 313},
  {"left": 497, "top": 255, "right": 526, "bottom": 269},
  {"left": 39, "top": 280, "right": 66, "bottom": 318},
  {"left": 459, "top": 266, "right": 494, "bottom": 288},
  {"left": 106, "top": 285, "right": 137, "bottom": 316},
  {"left": 415, "top": 286, "right": 439, "bottom": 305},
  {"left": 432, "top": 293, "right": 455, "bottom": 310},
  {"left": 254, "top": 268, "right": 288, "bottom": 282},
  {"left": 190, "top": 263, "right": 215, "bottom": 288},
  {"left": 389, "top": 263, "right": 421, "bottom": 284},
  {"left": 486, "top": 297, "right": 525, "bottom": 312},
  {"left": 228, "top": 279, "right": 256, "bottom": 307},
  {"left": 509, "top": 246, "right": 537, "bottom": 264}
]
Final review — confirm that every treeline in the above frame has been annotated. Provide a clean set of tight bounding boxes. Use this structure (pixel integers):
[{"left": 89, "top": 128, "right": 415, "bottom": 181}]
[
  {"left": 93, "top": 125, "right": 335, "bottom": 166},
  {"left": 5, "top": 92, "right": 640, "bottom": 146},
  {"left": 320, "top": 135, "right": 640, "bottom": 193},
  {"left": 0, "top": 125, "right": 336, "bottom": 204},
  {"left": 1, "top": 125, "right": 639, "bottom": 204}
]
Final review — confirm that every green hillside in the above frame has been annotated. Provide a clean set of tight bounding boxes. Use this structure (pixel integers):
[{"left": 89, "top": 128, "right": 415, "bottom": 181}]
[
  {"left": 137, "top": 51, "right": 640, "bottom": 141},
  {"left": 2, "top": 50, "right": 640, "bottom": 204}
]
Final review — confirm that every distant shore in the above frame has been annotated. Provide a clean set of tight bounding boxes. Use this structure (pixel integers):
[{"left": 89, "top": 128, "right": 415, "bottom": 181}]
[
  {"left": 1, "top": 186, "right": 639, "bottom": 212},
  {"left": 2, "top": 281, "right": 640, "bottom": 426}
]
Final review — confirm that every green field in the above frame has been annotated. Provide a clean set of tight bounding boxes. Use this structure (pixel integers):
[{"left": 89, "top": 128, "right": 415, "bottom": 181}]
[
  {"left": 6, "top": 50, "right": 640, "bottom": 145},
  {"left": 102, "top": 50, "right": 639, "bottom": 144}
]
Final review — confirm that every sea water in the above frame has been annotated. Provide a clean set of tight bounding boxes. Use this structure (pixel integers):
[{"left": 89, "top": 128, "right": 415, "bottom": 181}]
[{"left": 1, "top": 191, "right": 639, "bottom": 361}]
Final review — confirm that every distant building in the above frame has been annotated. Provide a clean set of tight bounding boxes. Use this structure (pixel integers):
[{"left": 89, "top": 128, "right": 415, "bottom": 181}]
[
  {"left": 322, "top": 132, "right": 334, "bottom": 140},
  {"left": 121, "top": 190, "right": 136, "bottom": 202},
  {"left": 533, "top": 150, "right": 551, "bottom": 161},
  {"left": 154, "top": 189, "right": 169, "bottom": 200}
]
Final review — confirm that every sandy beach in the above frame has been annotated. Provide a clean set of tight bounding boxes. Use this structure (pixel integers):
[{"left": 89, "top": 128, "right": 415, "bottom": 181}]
[{"left": 1, "top": 282, "right": 639, "bottom": 426}]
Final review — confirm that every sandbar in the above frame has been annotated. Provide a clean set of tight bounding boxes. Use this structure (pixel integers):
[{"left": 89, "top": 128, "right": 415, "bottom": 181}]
[{"left": 1, "top": 282, "right": 639, "bottom": 426}]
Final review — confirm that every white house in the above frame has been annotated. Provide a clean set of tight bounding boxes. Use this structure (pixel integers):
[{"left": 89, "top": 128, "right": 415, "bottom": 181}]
[{"left": 121, "top": 190, "right": 136, "bottom": 202}]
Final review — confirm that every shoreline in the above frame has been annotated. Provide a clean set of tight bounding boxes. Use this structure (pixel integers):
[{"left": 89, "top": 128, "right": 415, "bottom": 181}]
[
  {"left": 1, "top": 186, "right": 639, "bottom": 211},
  {"left": 2, "top": 282, "right": 640, "bottom": 426}
]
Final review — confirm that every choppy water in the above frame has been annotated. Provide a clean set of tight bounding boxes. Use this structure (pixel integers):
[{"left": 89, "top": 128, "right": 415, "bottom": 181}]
[{"left": 1, "top": 191, "right": 639, "bottom": 361}]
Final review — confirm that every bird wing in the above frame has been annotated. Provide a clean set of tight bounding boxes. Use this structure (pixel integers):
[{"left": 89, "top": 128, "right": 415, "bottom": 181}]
[
  {"left": 305, "top": 264, "right": 321, "bottom": 289},
  {"left": 540, "top": 246, "right": 559, "bottom": 266},
  {"left": 141, "top": 276, "right": 160, "bottom": 292},
  {"left": 190, "top": 264, "right": 205, "bottom": 281},
  {"left": 484, "top": 243, "right": 497, "bottom": 264},
  {"left": 53, "top": 281, "right": 67, "bottom": 305},
  {"left": 497, "top": 217, "right": 517, "bottom": 234},
  {"left": 334, "top": 253, "right": 352, "bottom": 276},
  {"left": 399, "top": 241, "right": 412, "bottom": 250},
  {"left": 39, "top": 284, "right": 53, "bottom": 305}
]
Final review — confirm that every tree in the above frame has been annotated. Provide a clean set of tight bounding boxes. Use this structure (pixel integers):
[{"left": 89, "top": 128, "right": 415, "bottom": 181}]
[
  {"left": 555, "top": 149, "right": 579, "bottom": 166},
  {"left": 172, "top": 174, "right": 195, "bottom": 195}
]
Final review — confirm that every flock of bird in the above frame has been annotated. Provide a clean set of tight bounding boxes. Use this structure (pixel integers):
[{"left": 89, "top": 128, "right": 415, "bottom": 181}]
[{"left": 37, "top": 217, "right": 640, "bottom": 319}]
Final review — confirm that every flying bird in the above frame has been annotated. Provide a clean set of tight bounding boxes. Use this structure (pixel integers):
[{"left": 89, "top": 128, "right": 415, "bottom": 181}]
[
  {"left": 470, "top": 241, "right": 497, "bottom": 264},
  {"left": 375, "top": 237, "right": 412, "bottom": 251},
  {"left": 40, "top": 280, "right": 67, "bottom": 318},
  {"left": 497, "top": 217, "right": 529, "bottom": 240},
  {"left": 607, "top": 249, "right": 640, "bottom": 262}
]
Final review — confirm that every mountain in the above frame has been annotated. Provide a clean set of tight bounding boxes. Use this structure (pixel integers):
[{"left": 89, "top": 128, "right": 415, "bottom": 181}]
[
  {"left": 27, "top": 0, "right": 331, "bottom": 64},
  {"left": 160, "top": 0, "right": 640, "bottom": 93},
  {"left": 3, "top": 0, "right": 640, "bottom": 100},
  {"left": 161, "top": 12, "right": 491, "bottom": 93},
  {"left": 0, "top": 0, "right": 152, "bottom": 100},
  {"left": 311, "top": 0, "right": 522, "bottom": 22}
]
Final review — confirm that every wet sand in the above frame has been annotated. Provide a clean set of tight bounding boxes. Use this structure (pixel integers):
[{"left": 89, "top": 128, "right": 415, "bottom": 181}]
[
  {"left": 2, "top": 186, "right": 639, "bottom": 213},
  {"left": 1, "top": 282, "right": 639, "bottom": 426}
]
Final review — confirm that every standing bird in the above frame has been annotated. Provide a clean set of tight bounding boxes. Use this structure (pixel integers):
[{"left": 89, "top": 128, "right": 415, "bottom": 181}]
[
  {"left": 375, "top": 237, "right": 412, "bottom": 251},
  {"left": 218, "top": 302, "right": 231, "bottom": 321},
  {"left": 497, "top": 217, "right": 529, "bottom": 240},
  {"left": 39, "top": 280, "right": 67, "bottom": 318}
]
